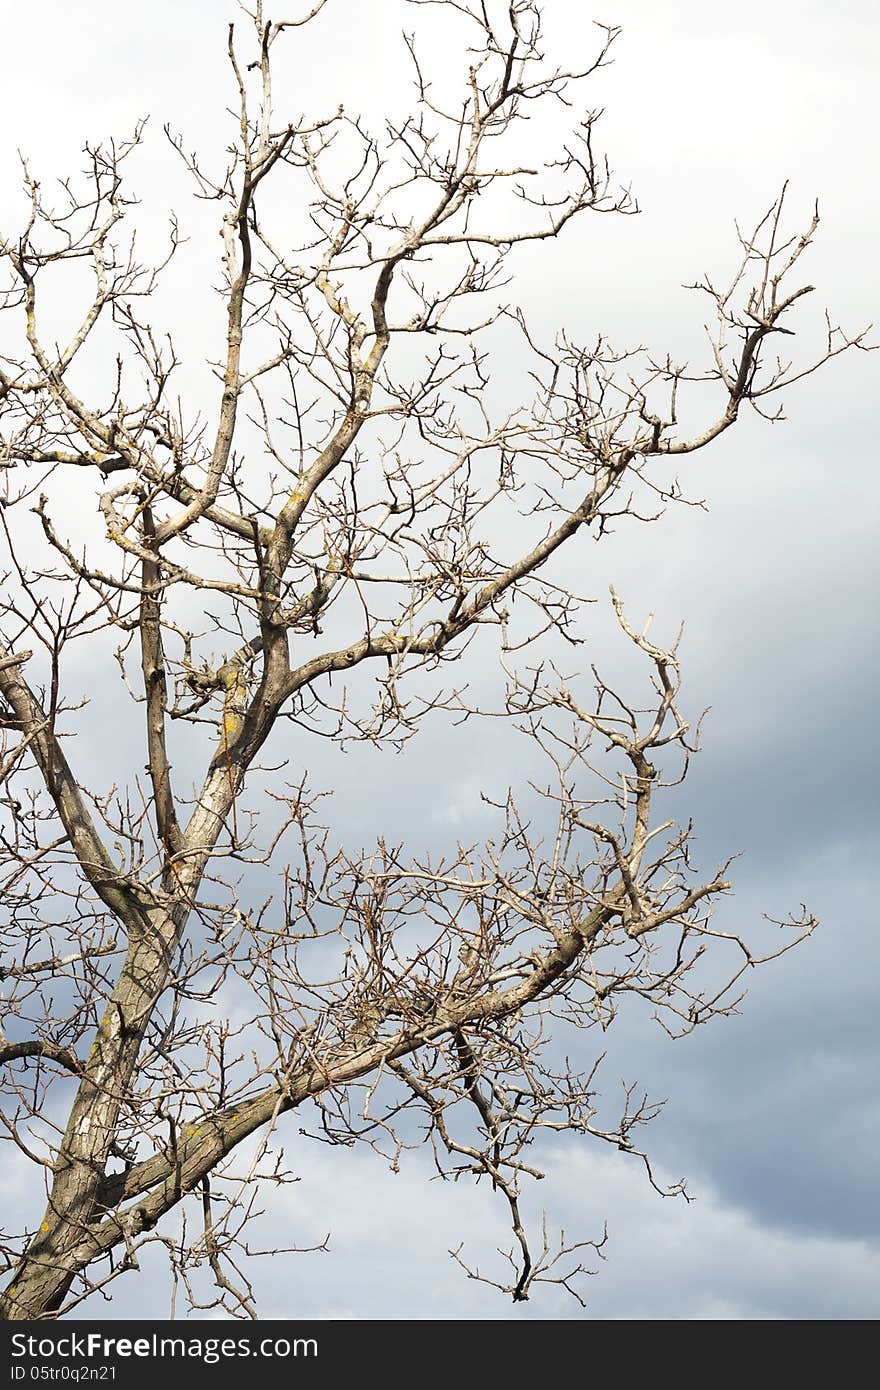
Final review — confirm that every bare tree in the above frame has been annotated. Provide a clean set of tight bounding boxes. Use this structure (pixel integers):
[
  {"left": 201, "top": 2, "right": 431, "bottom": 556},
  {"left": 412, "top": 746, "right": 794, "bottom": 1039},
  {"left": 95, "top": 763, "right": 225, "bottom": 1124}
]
[{"left": 0, "top": 0, "right": 867, "bottom": 1320}]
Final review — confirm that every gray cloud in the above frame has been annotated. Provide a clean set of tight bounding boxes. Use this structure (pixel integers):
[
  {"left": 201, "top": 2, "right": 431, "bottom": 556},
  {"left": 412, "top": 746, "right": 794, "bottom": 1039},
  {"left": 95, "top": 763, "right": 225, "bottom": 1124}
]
[{"left": 2, "top": 0, "right": 877, "bottom": 1320}]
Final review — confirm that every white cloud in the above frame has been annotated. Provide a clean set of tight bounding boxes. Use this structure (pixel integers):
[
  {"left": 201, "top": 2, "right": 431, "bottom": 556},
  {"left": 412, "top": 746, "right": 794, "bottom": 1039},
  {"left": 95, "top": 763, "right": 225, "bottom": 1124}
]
[{"left": 222, "top": 1138, "right": 880, "bottom": 1320}]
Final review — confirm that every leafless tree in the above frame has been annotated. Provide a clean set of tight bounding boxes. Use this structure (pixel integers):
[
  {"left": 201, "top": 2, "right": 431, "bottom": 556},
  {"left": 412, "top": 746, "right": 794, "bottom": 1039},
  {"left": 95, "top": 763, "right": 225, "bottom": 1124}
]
[{"left": 0, "top": 0, "right": 867, "bottom": 1320}]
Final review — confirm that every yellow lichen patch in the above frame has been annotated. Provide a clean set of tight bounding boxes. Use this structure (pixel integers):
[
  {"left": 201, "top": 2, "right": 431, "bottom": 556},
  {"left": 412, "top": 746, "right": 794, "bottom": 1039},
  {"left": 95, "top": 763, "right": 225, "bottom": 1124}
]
[
  {"left": 221, "top": 708, "right": 244, "bottom": 743},
  {"left": 217, "top": 662, "right": 248, "bottom": 749},
  {"left": 219, "top": 664, "right": 245, "bottom": 694}
]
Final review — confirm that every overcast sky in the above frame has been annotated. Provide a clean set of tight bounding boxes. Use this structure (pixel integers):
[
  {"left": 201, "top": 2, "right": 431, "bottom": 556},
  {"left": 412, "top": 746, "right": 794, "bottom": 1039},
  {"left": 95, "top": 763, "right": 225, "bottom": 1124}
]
[{"left": 1, "top": 0, "right": 877, "bottom": 1321}]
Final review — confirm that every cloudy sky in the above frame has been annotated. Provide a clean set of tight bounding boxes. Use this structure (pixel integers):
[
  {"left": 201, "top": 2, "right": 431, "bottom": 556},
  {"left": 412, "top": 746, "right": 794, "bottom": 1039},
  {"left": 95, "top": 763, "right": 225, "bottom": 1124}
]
[{"left": 1, "top": 0, "right": 877, "bottom": 1320}]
